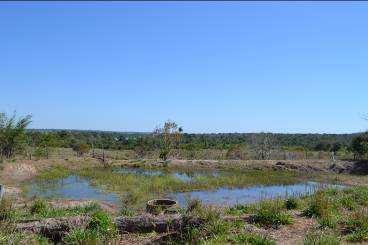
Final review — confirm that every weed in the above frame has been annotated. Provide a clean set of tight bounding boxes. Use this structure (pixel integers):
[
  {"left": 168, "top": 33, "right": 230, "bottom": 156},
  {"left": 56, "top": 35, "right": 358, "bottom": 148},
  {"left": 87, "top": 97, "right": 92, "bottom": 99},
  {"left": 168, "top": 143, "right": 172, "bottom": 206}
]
[
  {"left": 227, "top": 204, "right": 250, "bottom": 216},
  {"left": 30, "top": 199, "right": 48, "bottom": 215},
  {"left": 229, "top": 233, "right": 275, "bottom": 245},
  {"left": 302, "top": 190, "right": 333, "bottom": 218},
  {"left": 344, "top": 208, "right": 368, "bottom": 242},
  {"left": 88, "top": 211, "right": 117, "bottom": 238},
  {"left": 317, "top": 215, "right": 337, "bottom": 229},
  {"left": 253, "top": 201, "right": 293, "bottom": 228},
  {"left": 63, "top": 228, "right": 98, "bottom": 244},
  {"left": 0, "top": 197, "right": 13, "bottom": 221},
  {"left": 285, "top": 197, "right": 299, "bottom": 210},
  {"left": 304, "top": 230, "right": 339, "bottom": 245}
]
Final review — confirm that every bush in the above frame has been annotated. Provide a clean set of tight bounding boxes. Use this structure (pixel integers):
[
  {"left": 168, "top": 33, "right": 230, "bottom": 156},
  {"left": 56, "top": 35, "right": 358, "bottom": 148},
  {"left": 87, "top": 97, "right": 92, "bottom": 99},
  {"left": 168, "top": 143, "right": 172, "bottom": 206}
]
[
  {"left": 345, "top": 208, "right": 368, "bottom": 242},
  {"left": 88, "top": 211, "right": 116, "bottom": 237},
  {"left": 304, "top": 231, "right": 339, "bottom": 245},
  {"left": 302, "top": 191, "right": 333, "bottom": 218},
  {"left": 285, "top": 197, "right": 299, "bottom": 210},
  {"left": 0, "top": 197, "right": 13, "bottom": 221},
  {"left": 351, "top": 132, "right": 368, "bottom": 159},
  {"left": 230, "top": 233, "right": 275, "bottom": 245},
  {"left": 63, "top": 228, "right": 98, "bottom": 244},
  {"left": 30, "top": 199, "right": 48, "bottom": 215},
  {"left": 253, "top": 201, "right": 293, "bottom": 227}
]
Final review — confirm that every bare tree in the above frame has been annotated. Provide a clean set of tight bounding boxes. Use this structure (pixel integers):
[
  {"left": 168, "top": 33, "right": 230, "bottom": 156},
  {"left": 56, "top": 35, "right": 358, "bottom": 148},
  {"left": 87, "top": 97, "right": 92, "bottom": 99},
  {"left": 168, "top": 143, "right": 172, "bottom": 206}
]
[{"left": 253, "top": 133, "right": 277, "bottom": 160}]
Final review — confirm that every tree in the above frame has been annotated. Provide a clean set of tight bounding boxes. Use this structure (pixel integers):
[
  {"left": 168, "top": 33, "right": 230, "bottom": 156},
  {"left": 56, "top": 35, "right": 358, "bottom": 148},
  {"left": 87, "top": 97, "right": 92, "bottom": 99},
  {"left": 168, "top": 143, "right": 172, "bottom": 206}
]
[
  {"left": 314, "top": 142, "right": 332, "bottom": 151},
  {"left": 351, "top": 133, "right": 368, "bottom": 160},
  {"left": 72, "top": 143, "right": 90, "bottom": 157},
  {"left": 154, "top": 120, "right": 183, "bottom": 161},
  {"left": 34, "top": 133, "right": 56, "bottom": 159},
  {"left": 0, "top": 112, "right": 32, "bottom": 159},
  {"left": 252, "top": 133, "right": 276, "bottom": 160},
  {"left": 226, "top": 144, "right": 247, "bottom": 160}
]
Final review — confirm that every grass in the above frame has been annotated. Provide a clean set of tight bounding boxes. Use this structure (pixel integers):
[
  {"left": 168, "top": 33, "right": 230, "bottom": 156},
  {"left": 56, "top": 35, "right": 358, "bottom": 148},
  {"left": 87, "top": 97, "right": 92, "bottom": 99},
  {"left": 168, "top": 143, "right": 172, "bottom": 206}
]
[
  {"left": 253, "top": 200, "right": 293, "bottom": 228},
  {"left": 14, "top": 160, "right": 368, "bottom": 243},
  {"left": 304, "top": 230, "right": 340, "bottom": 245},
  {"left": 0, "top": 197, "right": 116, "bottom": 244},
  {"left": 174, "top": 201, "right": 276, "bottom": 245},
  {"left": 285, "top": 197, "right": 299, "bottom": 210},
  {"left": 74, "top": 166, "right": 303, "bottom": 211},
  {"left": 63, "top": 210, "right": 117, "bottom": 244}
]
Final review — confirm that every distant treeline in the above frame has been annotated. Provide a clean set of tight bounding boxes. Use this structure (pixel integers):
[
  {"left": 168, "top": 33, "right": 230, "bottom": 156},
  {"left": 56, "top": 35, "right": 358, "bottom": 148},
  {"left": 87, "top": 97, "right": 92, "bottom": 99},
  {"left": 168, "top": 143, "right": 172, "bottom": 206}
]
[{"left": 26, "top": 129, "right": 357, "bottom": 152}]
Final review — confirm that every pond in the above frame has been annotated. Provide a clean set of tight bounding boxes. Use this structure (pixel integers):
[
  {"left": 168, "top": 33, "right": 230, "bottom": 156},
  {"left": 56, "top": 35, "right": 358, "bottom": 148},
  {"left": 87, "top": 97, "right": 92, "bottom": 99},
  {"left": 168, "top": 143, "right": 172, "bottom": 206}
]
[
  {"left": 27, "top": 167, "right": 344, "bottom": 208},
  {"left": 171, "top": 181, "right": 345, "bottom": 207},
  {"left": 27, "top": 175, "right": 120, "bottom": 204},
  {"left": 114, "top": 167, "right": 221, "bottom": 182}
]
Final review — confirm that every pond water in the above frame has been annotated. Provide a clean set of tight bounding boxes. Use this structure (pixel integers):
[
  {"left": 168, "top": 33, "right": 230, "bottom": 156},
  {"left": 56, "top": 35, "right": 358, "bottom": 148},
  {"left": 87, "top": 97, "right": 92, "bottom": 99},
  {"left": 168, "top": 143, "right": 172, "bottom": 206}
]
[
  {"left": 27, "top": 167, "right": 344, "bottom": 207},
  {"left": 114, "top": 167, "right": 221, "bottom": 182},
  {"left": 28, "top": 175, "right": 120, "bottom": 204},
  {"left": 171, "top": 181, "right": 345, "bottom": 207}
]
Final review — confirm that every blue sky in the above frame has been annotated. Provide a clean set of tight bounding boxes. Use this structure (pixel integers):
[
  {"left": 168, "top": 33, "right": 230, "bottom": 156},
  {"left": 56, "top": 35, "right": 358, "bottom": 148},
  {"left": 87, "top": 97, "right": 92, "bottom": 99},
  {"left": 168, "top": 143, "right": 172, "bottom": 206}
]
[{"left": 1, "top": 2, "right": 367, "bottom": 133}]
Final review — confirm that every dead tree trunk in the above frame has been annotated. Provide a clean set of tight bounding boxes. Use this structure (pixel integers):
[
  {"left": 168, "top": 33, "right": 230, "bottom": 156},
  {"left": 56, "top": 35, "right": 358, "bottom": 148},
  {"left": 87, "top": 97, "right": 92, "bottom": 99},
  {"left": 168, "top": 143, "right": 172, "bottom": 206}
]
[
  {"left": 16, "top": 214, "right": 204, "bottom": 240},
  {"left": 115, "top": 214, "right": 204, "bottom": 233},
  {"left": 16, "top": 216, "right": 90, "bottom": 242}
]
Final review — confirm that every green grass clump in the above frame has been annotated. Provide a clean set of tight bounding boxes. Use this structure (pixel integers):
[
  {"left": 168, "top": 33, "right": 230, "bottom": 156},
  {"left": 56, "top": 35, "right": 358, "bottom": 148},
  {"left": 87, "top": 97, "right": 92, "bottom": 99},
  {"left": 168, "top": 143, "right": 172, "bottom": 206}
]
[
  {"left": 285, "top": 197, "right": 299, "bottom": 210},
  {"left": 64, "top": 210, "right": 117, "bottom": 244},
  {"left": 227, "top": 204, "right": 251, "bottom": 216},
  {"left": 302, "top": 190, "right": 334, "bottom": 218},
  {"left": 30, "top": 199, "right": 48, "bottom": 215},
  {"left": 304, "top": 231, "right": 339, "bottom": 245},
  {"left": 229, "top": 233, "right": 275, "bottom": 245},
  {"left": 0, "top": 197, "right": 13, "bottom": 221},
  {"left": 253, "top": 201, "right": 293, "bottom": 228},
  {"left": 88, "top": 211, "right": 117, "bottom": 238},
  {"left": 345, "top": 208, "right": 368, "bottom": 242},
  {"left": 63, "top": 228, "right": 99, "bottom": 244},
  {"left": 37, "top": 165, "right": 70, "bottom": 180},
  {"left": 302, "top": 190, "right": 340, "bottom": 229}
]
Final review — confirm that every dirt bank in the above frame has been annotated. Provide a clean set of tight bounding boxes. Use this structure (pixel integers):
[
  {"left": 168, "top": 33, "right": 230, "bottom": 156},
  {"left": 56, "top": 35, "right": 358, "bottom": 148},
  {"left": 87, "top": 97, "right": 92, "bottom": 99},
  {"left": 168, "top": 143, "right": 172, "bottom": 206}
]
[{"left": 123, "top": 158, "right": 362, "bottom": 175}]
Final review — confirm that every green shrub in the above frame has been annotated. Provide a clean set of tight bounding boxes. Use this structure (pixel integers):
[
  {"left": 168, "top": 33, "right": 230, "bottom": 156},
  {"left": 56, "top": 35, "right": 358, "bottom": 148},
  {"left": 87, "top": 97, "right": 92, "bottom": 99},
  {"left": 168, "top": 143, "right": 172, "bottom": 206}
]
[
  {"left": 227, "top": 204, "right": 250, "bottom": 215},
  {"left": 0, "top": 197, "right": 13, "bottom": 221},
  {"left": 304, "top": 231, "right": 339, "bottom": 245},
  {"left": 253, "top": 201, "right": 293, "bottom": 227},
  {"left": 338, "top": 195, "right": 357, "bottom": 211},
  {"left": 285, "top": 197, "right": 299, "bottom": 210},
  {"left": 230, "top": 233, "right": 275, "bottom": 245},
  {"left": 317, "top": 215, "right": 337, "bottom": 229},
  {"left": 186, "top": 199, "right": 203, "bottom": 214},
  {"left": 30, "top": 199, "right": 48, "bottom": 215},
  {"left": 63, "top": 228, "right": 98, "bottom": 244},
  {"left": 302, "top": 191, "right": 333, "bottom": 218},
  {"left": 346, "top": 229, "right": 368, "bottom": 242},
  {"left": 88, "top": 211, "right": 116, "bottom": 237},
  {"left": 345, "top": 208, "right": 368, "bottom": 242}
]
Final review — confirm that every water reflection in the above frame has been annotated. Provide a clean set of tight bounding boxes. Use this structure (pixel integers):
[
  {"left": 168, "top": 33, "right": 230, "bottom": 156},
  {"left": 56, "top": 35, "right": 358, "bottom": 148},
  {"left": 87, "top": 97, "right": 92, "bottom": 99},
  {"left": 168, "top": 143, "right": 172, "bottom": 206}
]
[{"left": 171, "top": 181, "right": 344, "bottom": 207}]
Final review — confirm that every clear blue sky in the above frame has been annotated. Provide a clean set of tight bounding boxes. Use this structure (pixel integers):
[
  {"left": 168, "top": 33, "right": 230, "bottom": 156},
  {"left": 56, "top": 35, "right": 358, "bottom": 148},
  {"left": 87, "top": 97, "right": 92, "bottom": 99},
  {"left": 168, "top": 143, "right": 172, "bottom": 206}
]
[{"left": 1, "top": 2, "right": 367, "bottom": 133}]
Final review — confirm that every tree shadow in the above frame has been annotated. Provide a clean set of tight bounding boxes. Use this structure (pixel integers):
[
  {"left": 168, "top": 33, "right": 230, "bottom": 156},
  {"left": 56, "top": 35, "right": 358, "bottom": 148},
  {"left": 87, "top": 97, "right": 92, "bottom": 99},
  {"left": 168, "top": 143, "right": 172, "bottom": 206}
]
[{"left": 349, "top": 160, "right": 368, "bottom": 175}]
